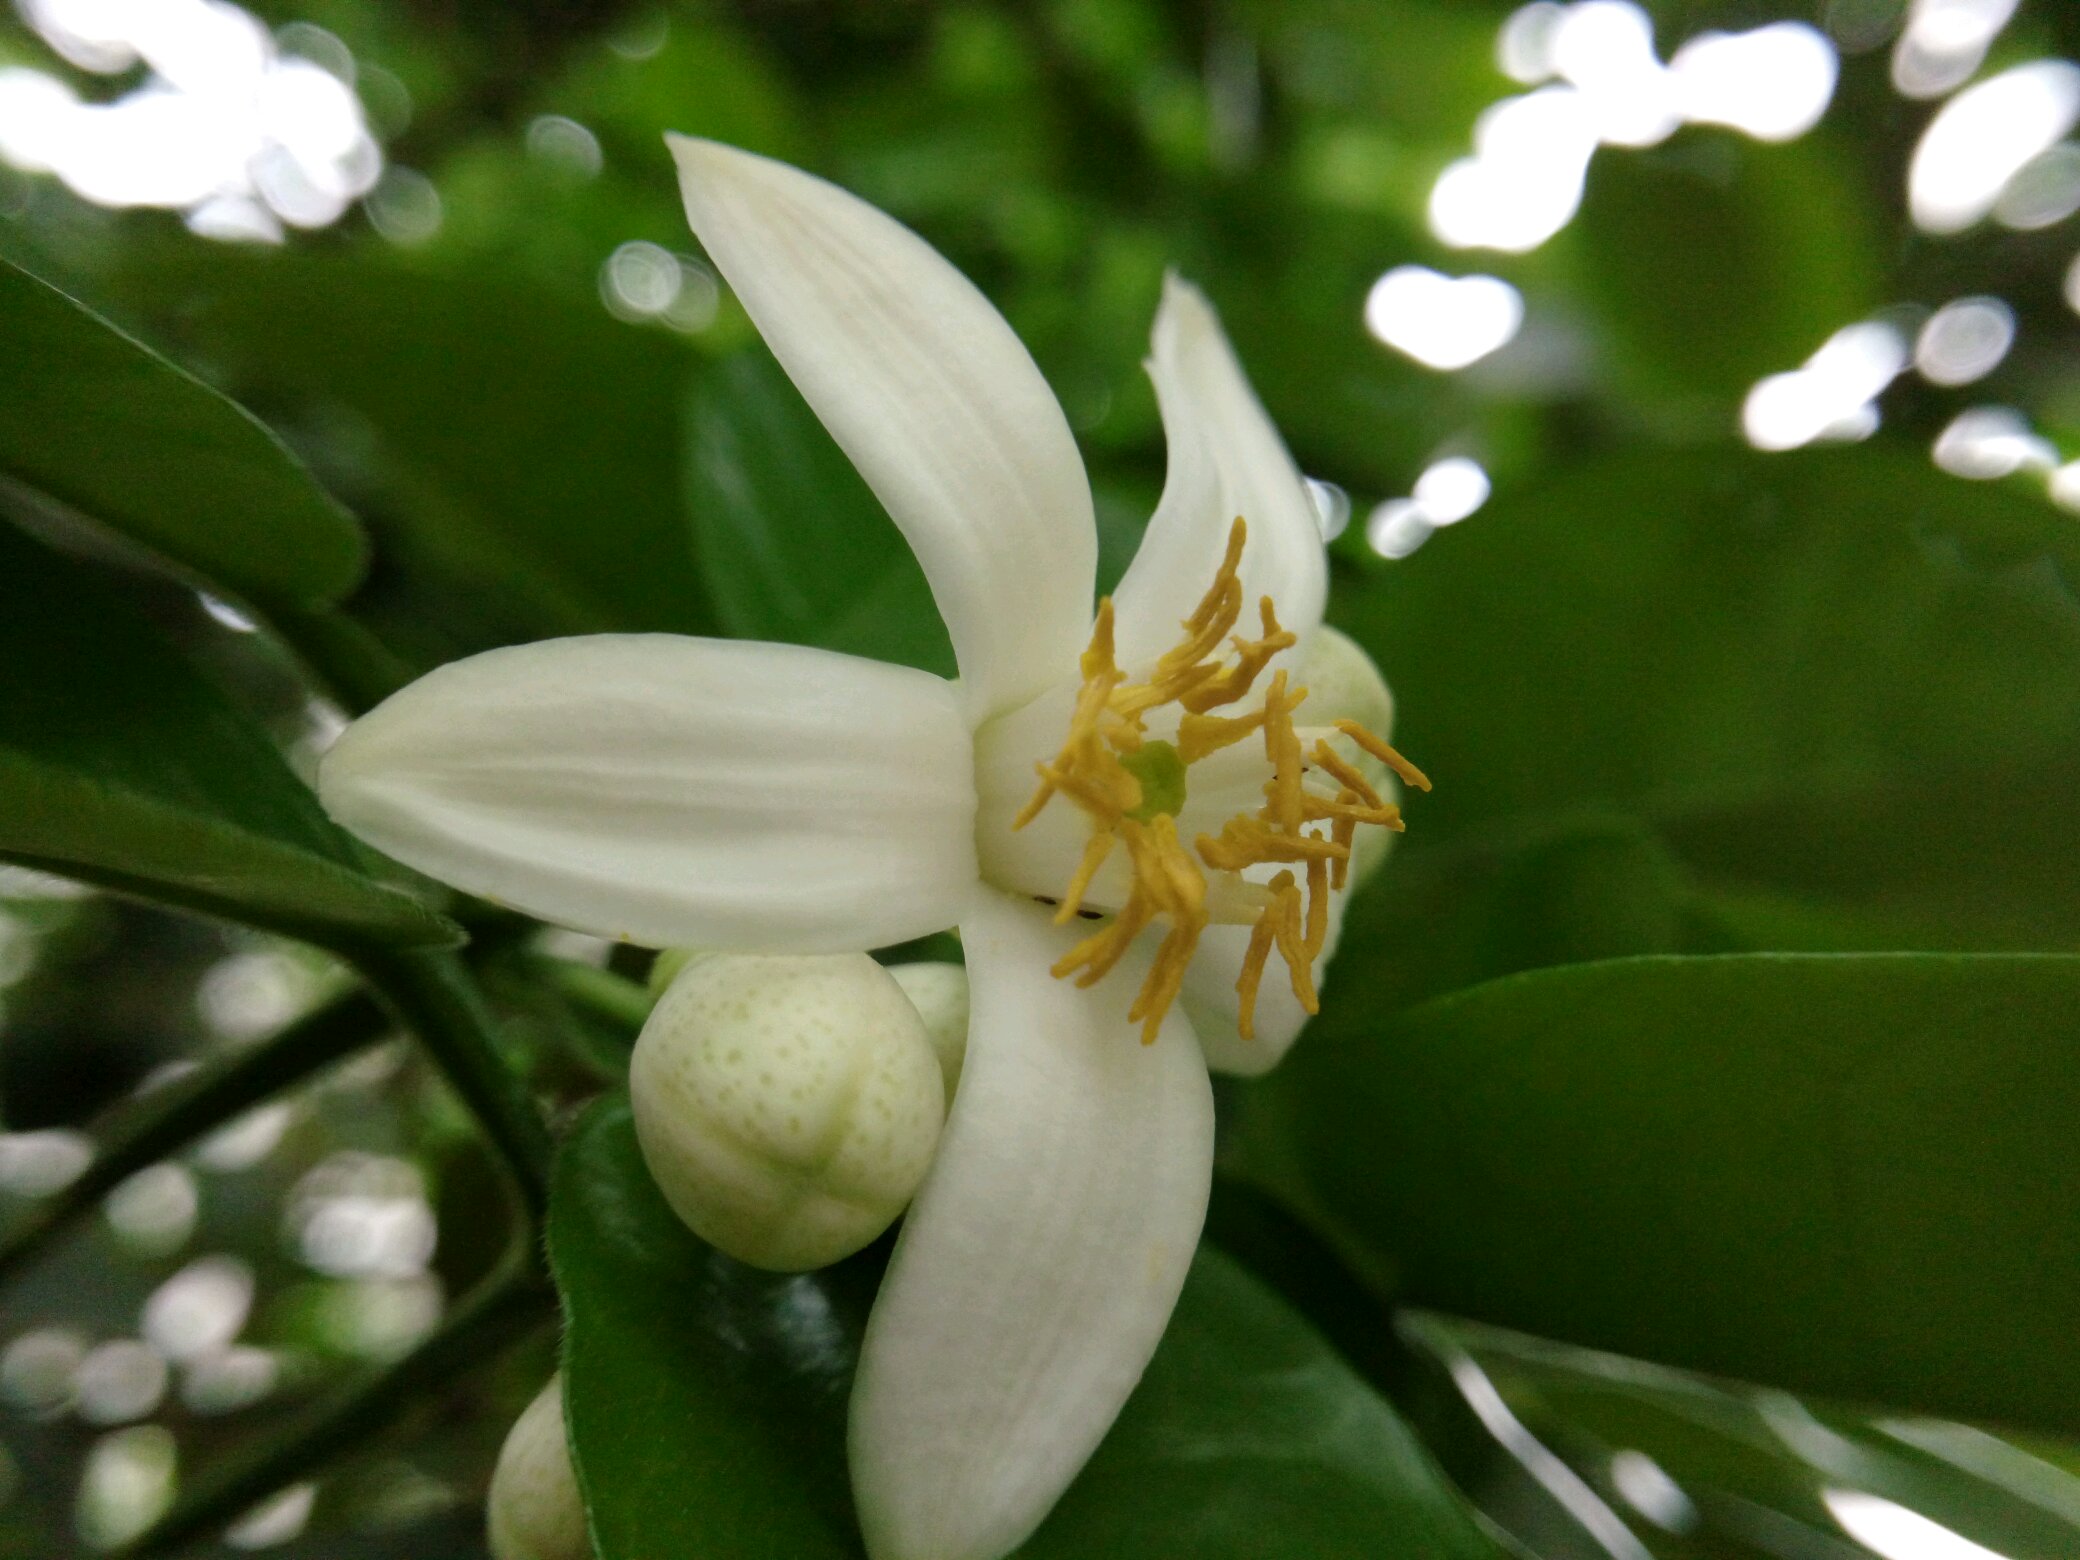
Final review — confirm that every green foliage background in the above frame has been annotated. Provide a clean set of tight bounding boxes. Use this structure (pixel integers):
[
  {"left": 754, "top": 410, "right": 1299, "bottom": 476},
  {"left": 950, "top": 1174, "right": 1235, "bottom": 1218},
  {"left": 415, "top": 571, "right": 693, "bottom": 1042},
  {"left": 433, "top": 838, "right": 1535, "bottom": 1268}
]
[{"left": 1, "top": 0, "right": 2079, "bottom": 1556}]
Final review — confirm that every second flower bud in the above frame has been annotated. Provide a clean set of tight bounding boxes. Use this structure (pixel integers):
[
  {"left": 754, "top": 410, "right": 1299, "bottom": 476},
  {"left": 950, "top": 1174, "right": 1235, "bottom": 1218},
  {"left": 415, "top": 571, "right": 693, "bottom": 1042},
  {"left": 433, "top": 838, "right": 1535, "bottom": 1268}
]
[{"left": 630, "top": 952, "right": 952, "bottom": 1271}]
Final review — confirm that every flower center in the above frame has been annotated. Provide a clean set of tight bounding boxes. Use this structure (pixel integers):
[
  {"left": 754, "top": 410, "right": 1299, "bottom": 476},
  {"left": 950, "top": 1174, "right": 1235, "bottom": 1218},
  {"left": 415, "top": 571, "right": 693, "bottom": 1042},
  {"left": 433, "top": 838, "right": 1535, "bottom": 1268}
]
[{"left": 1011, "top": 517, "right": 1427, "bottom": 1045}]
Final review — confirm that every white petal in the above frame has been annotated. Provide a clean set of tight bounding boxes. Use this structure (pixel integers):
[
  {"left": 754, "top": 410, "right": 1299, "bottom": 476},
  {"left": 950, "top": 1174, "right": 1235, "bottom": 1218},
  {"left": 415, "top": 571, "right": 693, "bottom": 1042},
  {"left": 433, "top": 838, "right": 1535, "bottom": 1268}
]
[
  {"left": 1111, "top": 275, "right": 1328, "bottom": 671},
  {"left": 850, "top": 888, "right": 1215, "bottom": 1560},
  {"left": 670, "top": 137, "right": 1096, "bottom": 721},
  {"left": 319, "top": 635, "right": 976, "bottom": 952}
]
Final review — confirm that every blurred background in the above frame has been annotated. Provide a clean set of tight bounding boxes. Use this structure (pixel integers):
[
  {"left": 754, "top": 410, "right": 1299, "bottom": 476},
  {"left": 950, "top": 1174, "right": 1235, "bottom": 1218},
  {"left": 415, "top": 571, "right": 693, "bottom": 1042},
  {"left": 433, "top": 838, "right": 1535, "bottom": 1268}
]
[{"left": 3, "top": 0, "right": 2080, "bottom": 1555}]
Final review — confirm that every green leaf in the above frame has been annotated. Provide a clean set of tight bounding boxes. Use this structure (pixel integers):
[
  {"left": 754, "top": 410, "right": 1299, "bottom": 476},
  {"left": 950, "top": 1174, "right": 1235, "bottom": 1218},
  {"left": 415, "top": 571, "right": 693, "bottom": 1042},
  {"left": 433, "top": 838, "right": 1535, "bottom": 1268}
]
[
  {"left": 106, "top": 248, "right": 721, "bottom": 660},
  {"left": 686, "top": 350, "right": 954, "bottom": 677},
  {"left": 1406, "top": 1318, "right": 2080, "bottom": 1560},
  {"left": 1573, "top": 132, "right": 1883, "bottom": 414},
  {"left": 1337, "top": 446, "right": 2080, "bottom": 940},
  {"left": 0, "top": 524, "right": 455, "bottom": 950},
  {"left": 1250, "top": 953, "right": 2080, "bottom": 1437},
  {"left": 551, "top": 1095, "right": 1505, "bottom": 1560},
  {"left": 1330, "top": 816, "right": 1688, "bottom": 1021},
  {"left": 0, "top": 258, "right": 366, "bottom": 606}
]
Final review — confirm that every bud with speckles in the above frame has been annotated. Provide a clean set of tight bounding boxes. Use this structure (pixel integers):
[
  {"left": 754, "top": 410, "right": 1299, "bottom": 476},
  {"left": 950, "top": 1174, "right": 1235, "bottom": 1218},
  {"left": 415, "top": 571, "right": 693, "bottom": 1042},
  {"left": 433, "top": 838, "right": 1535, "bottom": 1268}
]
[
  {"left": 487, "top": 1375, "right": 586, "bottom": 1560},
  {"left": 631, "top": 953, "right": 946, "bottom": 1271}
]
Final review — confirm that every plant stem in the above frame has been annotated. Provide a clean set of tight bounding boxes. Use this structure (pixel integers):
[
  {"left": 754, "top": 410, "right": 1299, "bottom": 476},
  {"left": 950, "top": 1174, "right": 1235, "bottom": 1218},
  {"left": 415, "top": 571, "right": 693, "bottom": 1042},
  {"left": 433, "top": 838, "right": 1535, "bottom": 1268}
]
[
  {"left": 537, "top": 957, "right": 655, "bottom": 1032},
  {"left": 117, "top": 1247, "right": 555, "bottom": 1559},
  {"left": 0, "top": 989, "right": 389, "bottom": 1287},
  {"left": 351, "top": 948, "right": 553, "bottom": 1220}
]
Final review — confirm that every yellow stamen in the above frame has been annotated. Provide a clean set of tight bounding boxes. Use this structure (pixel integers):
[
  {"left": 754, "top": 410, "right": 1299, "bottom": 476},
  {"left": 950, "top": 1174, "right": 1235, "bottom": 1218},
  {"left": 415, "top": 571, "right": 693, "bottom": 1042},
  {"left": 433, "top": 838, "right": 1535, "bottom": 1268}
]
[
  {"left": 1309, "top": 739, "right": 1383, "bottom": 809},
  {"left": 1013, "top": 516, "right": 1422, "bottom": 1044},
  {"left": 1055, "top": 828, "right": 1116, "bottom": 924},
  {"left": 1333, "top": 719, "right": 1431, "bottom": 792},
  {"left": 1176, "top": 707, "right": 1268, "bottom": 764},
  {"left": 1305, "top": 855, "right": 1329, "bottom": 958},
  {"left": 1178, "top": 597, "right": 1297, "bottom": 714},
  {"left": 1261, "top": 669, "right": 1307, "bottom": 836}
]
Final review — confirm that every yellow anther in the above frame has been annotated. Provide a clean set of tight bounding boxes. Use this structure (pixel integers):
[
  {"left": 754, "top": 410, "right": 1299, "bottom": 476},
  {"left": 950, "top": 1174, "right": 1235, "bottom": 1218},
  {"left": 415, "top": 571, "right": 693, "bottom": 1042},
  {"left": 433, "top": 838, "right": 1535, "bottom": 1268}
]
[
  {"left": 1260, "top": 670, "right": 1307, "bottom": 837},
  {"left": 1178, "top": 599, "right": 1297, "bottom": 716},
  {"left": 1187, "top": 519, "right": 1249, "bottom": 633},
  {"left": 1176, "top": 708, "right": 1267, "bottom": 764},
  {"left": 1333, "top": 719, "right": 1431, "bottom": 793},
  {"left": 1054, "top": 828, "right": 1117, "bottom": 924},
  {"left": 1270, "top": 876, "right": 1318, "bottom": 1009},
  {"left": 1014, "top": 515, "right": 1422, "bottom": 1045},
  {"left": 1309, "top": 739, "right": 1383, "bottom": 810},
  {"left": 1196, "top": 816, "right": 1348, "bottom": 872},
  {"left": 1305, "top": 856, "right": 1329, "bottom": 958}
]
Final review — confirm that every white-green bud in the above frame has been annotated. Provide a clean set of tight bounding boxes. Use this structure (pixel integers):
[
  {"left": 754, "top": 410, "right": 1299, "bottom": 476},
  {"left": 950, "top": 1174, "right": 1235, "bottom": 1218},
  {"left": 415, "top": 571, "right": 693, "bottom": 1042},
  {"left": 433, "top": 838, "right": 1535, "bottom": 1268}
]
[
  {"left": 487, "top": 1374, "right": 587, "bottom": 1560},
  {"left": 630, "top": 953, "right": 946, "bottom": 1271},
  {"left": 1301, "top": 625, "right": 1401, "bottom": 888},
  {"left": 885, "top": 962, "right": 970, "bottom": 1099}
]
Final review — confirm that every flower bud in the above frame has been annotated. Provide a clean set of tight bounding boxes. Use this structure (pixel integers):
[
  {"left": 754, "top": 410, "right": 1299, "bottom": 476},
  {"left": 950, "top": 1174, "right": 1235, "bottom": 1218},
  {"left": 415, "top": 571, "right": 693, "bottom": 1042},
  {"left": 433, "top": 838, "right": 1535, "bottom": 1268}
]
[
  {"left": 1301, "top": 625, "right": 1401, "bottom": 888},
  {"left": 487, "top": 1374, "right": 586, "bottom": 1560},
  {"left": 630, "top": 953, "right": 946, "bottom": 1271},
  {"left": 885, "top": 961, "right": 970, "bottom": 1098}
]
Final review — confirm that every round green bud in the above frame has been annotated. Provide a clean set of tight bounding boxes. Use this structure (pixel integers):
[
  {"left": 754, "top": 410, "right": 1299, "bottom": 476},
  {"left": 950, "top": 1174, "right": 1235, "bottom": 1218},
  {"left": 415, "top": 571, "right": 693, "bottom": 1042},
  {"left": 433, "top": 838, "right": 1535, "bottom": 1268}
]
[
  {"left": 487, "top": 1375, "right": 586, "bottom": 1560},
  {"left": 630, "top": 953, "right": 946, "bottom": 1271},
  {"left": 885, "top": 962, "right": 970, "bottom": 1099}
]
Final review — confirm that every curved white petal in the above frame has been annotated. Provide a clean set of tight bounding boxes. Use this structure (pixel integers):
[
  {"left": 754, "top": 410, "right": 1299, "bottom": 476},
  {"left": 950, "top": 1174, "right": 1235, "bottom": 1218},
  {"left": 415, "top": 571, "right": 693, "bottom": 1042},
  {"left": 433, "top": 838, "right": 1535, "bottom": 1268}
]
[
  {"left": 850, "top": 888, "right": 1214, "bottom": 1560},
  {"left": 1111, "top": 275, "right": 1327, "bottom": 671},
  {"left": 670, "top": 136, "right": 1096, "bottom": 721},
  {"left": 319, "top": 635, "right": 977, "bottom": 952}
]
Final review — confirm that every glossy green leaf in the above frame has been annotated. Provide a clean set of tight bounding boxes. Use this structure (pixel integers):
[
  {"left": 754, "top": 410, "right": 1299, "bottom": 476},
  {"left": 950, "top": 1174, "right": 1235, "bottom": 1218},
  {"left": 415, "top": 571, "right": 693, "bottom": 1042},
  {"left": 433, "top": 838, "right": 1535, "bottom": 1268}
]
[
  {"left": 0, "top": 258, "right": 366, "bottom": 605},
  {"left": 1253, "top": 953, "right": 2080, "bottom": 1438},
  {"left": 107, "top": 248, "right": 720, "bottom": 660},
  {"left": 1337, "top": 447, "right": 2080, "bottom": 941},
  {"left": 551, "top": 1095, "right": 1505, "bottom": 1560},
  {"left": 1406, "top": 1318, "right": 2080, "bottom": 1560},
  {"left": 1328, "top": 817, "right": 1688, "bottom": 1023},
  {"left": 686, "top": 350, "right": 953, "bottom": 677},
  {"left": 1573, "top": 134, "right": 1882, "bottom": 415},
  {"left": 0, "top": 524, "right": 455, "bottom": 949}
]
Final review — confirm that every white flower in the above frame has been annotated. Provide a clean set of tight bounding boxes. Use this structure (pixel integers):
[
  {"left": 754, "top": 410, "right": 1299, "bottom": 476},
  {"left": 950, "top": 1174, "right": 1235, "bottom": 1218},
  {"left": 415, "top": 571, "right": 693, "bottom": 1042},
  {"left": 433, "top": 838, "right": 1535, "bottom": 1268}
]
[{"left": 319, "top": 138, "right": 1422, "bottom": 1560}]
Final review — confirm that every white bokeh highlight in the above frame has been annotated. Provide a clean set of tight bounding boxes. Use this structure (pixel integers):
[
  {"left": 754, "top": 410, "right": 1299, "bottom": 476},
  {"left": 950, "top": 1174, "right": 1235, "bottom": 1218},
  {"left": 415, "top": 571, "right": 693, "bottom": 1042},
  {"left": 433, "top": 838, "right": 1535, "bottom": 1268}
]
[
  {"left": 1440, "top": 4, "right": 1837, "bottom": 254},
  {"left": 1909, "top": 61, "right": 2080, "bottom": 235},
  {"left": 1742, "top": 322, "right": 1908, "bottom": 452},
  {"left": 0, "top": 0, "right": 383, "bottom": 239},
  {"left": 1365, "top": 267, "right": 1523, "bottom": 370}
]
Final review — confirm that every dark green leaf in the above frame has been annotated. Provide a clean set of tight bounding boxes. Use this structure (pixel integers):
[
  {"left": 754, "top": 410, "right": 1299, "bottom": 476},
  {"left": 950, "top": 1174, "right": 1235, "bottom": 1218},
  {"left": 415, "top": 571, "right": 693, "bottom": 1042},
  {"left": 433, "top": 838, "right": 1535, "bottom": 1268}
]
[
  {"left": 551, "top": 1095, "right": 1505, "bottom": 1559},
  {"left": 1408, "top": 1318, "right": 2080, "bottom": 1560},
  {"left": 1250, "top": 953, "right": 2080, "bottom": 1437},
  {"left": 551, "top": 1094, "right": 864, "bottom": 1559},
  {"left": 0, "top": 258, "right": 366, "bottom": 606},
  {"left": 1573, "top": 133, "right": 1882, "bottom": 415},
  {"left": 1328, "top": 817, "right": 1688, "bottom": 1022},
  {"left": 0, "top": 524, "right": 455, "bottom": 949},
  {"left": 108, "top": 248, "right": 721, "bottom": 660},
  {"left": 686, "top": 350, "right": 953, "bottom": 677},
  {"left": 1336, "top": 447, "right": 2080, "bottom": 943}
]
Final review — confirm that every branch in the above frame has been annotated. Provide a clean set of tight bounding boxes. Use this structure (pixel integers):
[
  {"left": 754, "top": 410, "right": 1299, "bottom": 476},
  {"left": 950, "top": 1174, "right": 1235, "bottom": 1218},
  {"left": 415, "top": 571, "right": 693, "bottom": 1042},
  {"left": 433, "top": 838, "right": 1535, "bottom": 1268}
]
[
  {"left": 116, "top": 1247, "right": 555, "bottom": 1559},
  {"left": 0, "top": 989, "right": 389, "bottom": 1286},
  {"left": 350, "top": 948, "right": 554, "bottom": 1219}
]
